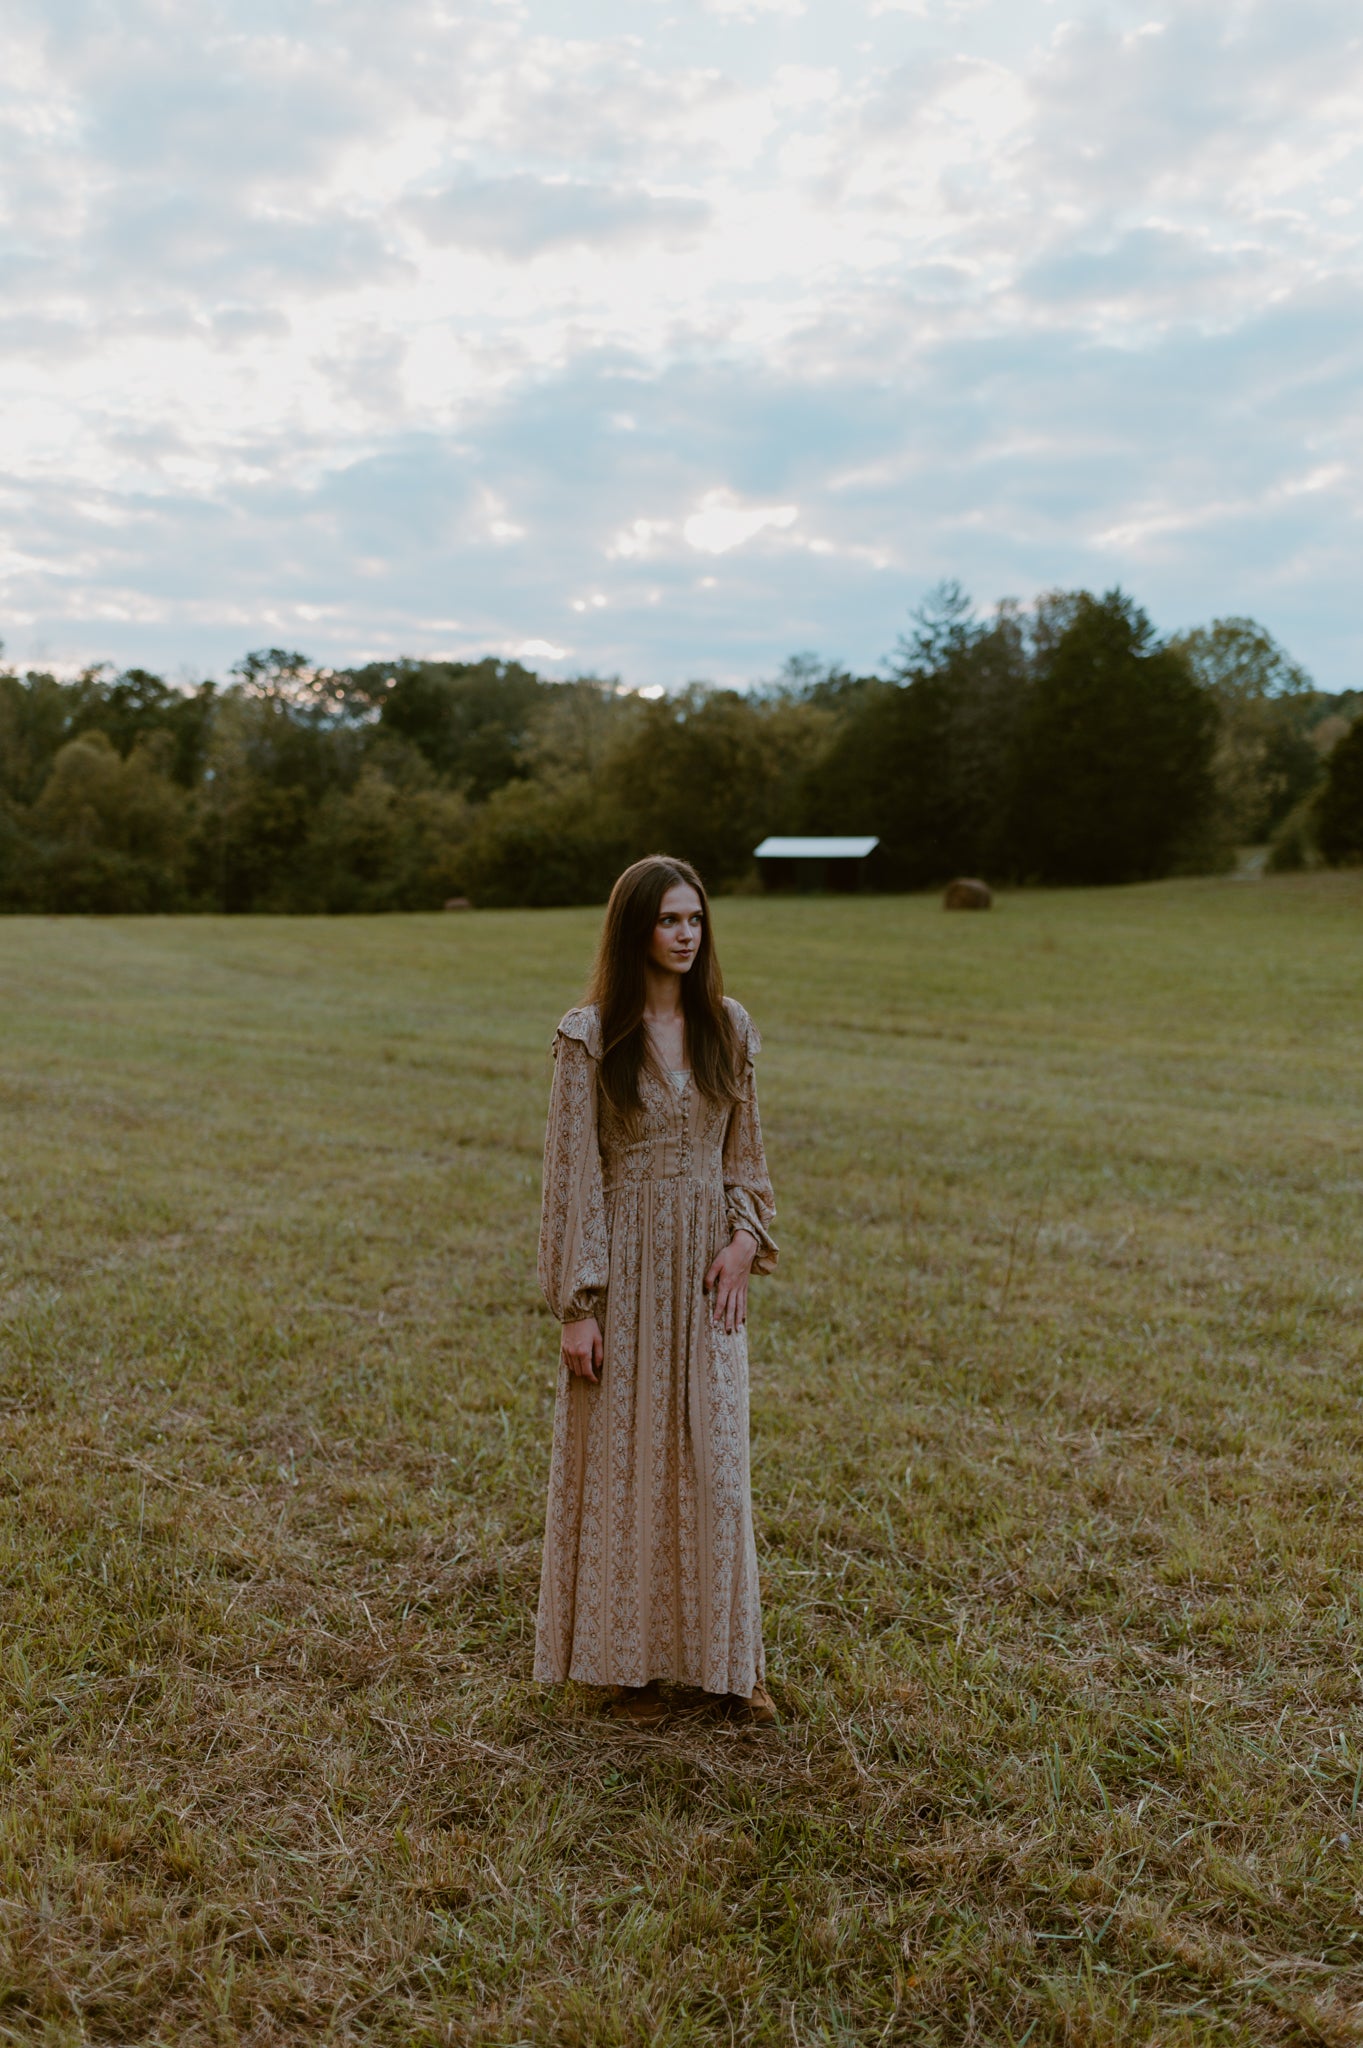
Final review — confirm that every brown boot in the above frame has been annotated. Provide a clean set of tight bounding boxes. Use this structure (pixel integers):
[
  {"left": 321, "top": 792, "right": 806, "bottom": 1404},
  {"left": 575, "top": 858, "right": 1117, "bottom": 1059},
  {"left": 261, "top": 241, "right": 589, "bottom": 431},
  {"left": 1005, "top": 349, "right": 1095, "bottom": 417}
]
[
  {"left": 727, "top": 1682, "right": 779, "bottom": 1727},
  {"left": 607, "top": 1682, "right": 667, "bottom": 1727}
]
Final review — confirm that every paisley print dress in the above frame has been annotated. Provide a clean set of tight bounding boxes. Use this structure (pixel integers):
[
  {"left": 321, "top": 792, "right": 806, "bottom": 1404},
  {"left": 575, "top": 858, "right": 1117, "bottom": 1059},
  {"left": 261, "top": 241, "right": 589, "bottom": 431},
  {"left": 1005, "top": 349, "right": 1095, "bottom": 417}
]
[{"left": 535, "top": 997, "right": 778, "bottom": 1695}]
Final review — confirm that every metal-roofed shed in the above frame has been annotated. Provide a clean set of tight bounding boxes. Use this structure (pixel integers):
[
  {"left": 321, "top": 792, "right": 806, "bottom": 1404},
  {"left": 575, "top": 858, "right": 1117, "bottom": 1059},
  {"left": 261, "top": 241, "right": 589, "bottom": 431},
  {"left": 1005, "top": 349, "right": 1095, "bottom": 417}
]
[{"left": 753, "top": 836, "right": 879, "bottom": 893}]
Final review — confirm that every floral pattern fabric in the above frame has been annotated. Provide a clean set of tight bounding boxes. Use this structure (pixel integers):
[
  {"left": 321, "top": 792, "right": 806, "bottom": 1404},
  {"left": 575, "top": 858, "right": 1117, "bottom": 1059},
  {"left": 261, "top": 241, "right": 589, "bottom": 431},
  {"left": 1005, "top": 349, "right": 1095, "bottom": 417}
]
[{"left": 534, "top": 997, "right": 777, "bottom": 1695}]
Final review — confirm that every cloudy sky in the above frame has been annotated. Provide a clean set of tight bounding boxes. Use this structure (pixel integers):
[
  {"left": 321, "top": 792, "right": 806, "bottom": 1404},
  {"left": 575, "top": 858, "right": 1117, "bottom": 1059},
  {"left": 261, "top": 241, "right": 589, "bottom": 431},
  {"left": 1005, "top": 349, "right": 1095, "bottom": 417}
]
[{"left": 2, "top": 0, "right": 1360, "bottom": 691}]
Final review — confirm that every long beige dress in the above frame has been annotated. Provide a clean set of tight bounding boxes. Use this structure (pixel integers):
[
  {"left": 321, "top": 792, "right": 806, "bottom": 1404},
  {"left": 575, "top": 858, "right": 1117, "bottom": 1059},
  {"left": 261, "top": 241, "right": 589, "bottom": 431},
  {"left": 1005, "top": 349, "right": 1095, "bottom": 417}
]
[{"left": 535, "top": 997, "right": 778, "bottom": 1695}]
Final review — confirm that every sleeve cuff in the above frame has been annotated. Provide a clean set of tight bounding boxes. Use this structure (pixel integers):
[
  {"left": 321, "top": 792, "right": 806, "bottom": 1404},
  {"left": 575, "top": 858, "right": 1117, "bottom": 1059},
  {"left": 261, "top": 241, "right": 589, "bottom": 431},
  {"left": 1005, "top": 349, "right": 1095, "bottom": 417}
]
[
  {"left": 725, "top": 1190, "right": 779, "bottom": 1274},
  {"left": 559, "top": 1289, "right": 606, "bottom": 1324}
]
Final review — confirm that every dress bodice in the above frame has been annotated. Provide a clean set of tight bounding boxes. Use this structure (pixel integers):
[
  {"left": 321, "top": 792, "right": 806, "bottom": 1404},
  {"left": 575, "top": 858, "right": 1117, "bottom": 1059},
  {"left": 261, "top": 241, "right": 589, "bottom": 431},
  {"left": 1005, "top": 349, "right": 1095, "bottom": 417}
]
[
  {"left": 596, "top": 1059, "right": 731, "bottom": 1189},
  {"left": 538, "top": 997, "right": 779, "bottom": 1327}
]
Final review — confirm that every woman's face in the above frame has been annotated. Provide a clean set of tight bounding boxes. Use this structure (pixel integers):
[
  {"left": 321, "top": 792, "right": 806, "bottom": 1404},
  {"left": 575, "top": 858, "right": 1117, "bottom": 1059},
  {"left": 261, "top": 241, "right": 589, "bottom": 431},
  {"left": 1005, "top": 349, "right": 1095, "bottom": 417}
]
[{"left": 648, "top": 883, "right": 704, "bottom": 976}]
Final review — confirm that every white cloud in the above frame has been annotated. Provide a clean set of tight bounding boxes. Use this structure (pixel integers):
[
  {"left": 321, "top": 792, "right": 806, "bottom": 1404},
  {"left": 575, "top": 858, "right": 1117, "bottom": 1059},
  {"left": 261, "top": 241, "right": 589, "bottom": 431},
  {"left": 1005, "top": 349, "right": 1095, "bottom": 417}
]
[
  {"left": 0, "top": 0, "right": 1360, "bottom": 688},
  {"left": 607, "top": 518, "right": 675, "bottom": 561},
  {"left": 702, "top": 0, "right": 805, "bottom": 15},
  {"left": 404, "top": 174, "right": 709, "bottom": 257},
  {"left": 683, "top": 493, "right": 799, "bottom": 554},
  {"left": 511, "top": 637, "right": 570, "bottom": 661}
]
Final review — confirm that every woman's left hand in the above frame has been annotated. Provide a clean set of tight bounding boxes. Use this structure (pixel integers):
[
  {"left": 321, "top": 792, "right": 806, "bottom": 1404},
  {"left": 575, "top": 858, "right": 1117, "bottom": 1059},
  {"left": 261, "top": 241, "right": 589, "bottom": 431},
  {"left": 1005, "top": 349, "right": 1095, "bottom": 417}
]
[{"left": 704, "top": 1229, "right": 758, "bottom": 1333}]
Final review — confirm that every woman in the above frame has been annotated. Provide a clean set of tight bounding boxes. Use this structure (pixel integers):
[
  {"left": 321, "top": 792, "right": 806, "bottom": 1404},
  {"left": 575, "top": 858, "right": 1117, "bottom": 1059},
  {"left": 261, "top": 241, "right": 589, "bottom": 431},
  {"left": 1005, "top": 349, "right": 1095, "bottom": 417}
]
[{"left": 535, "top": 854, "right": 779, "bottom": 1727}]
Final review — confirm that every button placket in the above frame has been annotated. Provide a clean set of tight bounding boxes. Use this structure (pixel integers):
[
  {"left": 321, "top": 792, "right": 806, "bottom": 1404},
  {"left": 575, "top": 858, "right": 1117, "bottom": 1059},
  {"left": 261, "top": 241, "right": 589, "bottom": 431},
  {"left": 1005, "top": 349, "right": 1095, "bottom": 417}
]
[{"left": 679, "top": 1077, "right": 693, "bottom": 1178}]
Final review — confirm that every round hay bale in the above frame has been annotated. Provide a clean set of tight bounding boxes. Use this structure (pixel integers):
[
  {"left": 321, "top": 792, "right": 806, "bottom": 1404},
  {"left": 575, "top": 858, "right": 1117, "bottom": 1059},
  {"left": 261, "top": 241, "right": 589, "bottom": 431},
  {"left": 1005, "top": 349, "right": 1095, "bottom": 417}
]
[{"left": 943, "top": 878, "right": 993, "bottom": 910}]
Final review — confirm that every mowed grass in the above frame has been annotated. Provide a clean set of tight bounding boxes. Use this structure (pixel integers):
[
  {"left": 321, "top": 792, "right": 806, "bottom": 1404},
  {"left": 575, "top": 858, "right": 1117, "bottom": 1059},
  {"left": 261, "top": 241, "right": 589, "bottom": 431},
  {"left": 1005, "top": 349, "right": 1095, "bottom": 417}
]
[{"left": 2, "top": 877, "right": 1363, "bottom": 2047}]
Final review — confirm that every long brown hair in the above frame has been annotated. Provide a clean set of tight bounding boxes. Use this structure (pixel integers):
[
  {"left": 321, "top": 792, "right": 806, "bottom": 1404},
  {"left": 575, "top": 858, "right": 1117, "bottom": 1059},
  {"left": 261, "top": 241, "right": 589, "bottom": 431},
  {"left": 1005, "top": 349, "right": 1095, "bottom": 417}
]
[{"left": 588, "top": 855, "right": 742, "bottom": 1122}]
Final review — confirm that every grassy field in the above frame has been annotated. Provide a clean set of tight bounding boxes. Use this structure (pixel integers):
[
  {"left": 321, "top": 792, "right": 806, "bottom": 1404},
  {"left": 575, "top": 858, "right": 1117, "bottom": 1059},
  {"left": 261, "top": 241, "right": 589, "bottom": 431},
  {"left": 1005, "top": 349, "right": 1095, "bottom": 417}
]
[{"left": 2, "top": 876, "right": 1363, "bottom": 2046}]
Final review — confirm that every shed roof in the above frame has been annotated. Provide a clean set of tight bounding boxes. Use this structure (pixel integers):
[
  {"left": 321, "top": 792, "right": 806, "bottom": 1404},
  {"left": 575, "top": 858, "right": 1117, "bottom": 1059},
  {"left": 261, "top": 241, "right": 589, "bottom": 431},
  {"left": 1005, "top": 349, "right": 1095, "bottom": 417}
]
[{"left": 753, "top": 835, "right": 879, "bottom": 859}]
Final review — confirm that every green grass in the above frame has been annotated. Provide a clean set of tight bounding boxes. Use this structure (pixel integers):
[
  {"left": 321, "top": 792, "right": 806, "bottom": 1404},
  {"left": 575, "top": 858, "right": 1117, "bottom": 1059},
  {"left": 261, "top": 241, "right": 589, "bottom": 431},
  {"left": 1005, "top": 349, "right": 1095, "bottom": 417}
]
[{"left": 2, "top": 874, "right": 1363, "bottom": 2045}]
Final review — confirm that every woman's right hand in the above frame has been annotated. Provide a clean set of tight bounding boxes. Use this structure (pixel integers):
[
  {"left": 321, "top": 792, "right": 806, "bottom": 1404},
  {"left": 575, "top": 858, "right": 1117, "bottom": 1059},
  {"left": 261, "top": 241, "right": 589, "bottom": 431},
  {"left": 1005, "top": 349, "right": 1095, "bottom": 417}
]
[{"left": 561, "top": 1315, "right": 604, "bottom": 1384}]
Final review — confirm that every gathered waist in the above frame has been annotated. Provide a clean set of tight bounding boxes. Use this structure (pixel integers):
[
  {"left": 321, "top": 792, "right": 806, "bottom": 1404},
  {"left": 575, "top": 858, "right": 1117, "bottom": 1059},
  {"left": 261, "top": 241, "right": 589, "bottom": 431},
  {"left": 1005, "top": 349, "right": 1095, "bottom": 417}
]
[{"left": 603, "top": 1170, "right": 724, "bottom": 1197}]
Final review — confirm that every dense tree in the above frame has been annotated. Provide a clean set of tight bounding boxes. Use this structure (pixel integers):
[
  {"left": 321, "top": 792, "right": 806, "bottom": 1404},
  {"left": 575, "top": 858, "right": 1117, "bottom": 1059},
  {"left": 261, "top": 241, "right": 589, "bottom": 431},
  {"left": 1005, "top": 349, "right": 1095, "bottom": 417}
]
[
  {"left": 78, "top": 669, "right": 217, "bottom": 787},
  {"left": 1175, "top": 616, "right": 1310, "bottom": 700},
  {"left": 189, "top": 687, "right": 361, "bottom": 912},
  {"left": 456, "top": 775, "right": 633, "bottom": 909},
  {"left": 602, "top": 686, "right": 829, "bottom": 890},
  {"left": 298, "top": 768, "right": 472, "bottom": 913},
  {"left": 0, "top": 662, "right": 215, "bottom": 801},
  {"left": 795, "top": 675, "right": 900, "bottom": 860},
  {"left": 0, "top": 593, "right": 1319, "bottom": 912},
  {"left": 804, "top": 586, "right": 1030, "bottom": 886},
  {"left": 1173, "top": 617, "right": 1322, "bottom": 844},
  {"left": 346, "top": 658, "right": 551, "bottom": 800},
  {"left": 519, "top": 677, "right": 638, "bottom": 782},
  {"left": 1009, "top": 591, "right": 1217, "bottom": 885},
  {"left": 1315, "top": 713, "right": 1363, "bottom": 866},
  {"left": 0, "top": 668, "right": 106, "bottom": 806},
  {"left": 15, "top": 730, "right": 192, "bottom": 912}
]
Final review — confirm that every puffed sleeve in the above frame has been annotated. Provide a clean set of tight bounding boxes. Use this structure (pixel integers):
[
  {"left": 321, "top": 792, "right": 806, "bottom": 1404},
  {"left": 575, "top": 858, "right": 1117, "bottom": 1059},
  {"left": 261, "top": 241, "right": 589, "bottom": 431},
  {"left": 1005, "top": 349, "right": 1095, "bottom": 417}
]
[
  {"left": 537, "top": 1013, "right": 610, "bottom": 1324},
  {"left": 722, "top": 1002, "right": 779, "bottom": 1274}
]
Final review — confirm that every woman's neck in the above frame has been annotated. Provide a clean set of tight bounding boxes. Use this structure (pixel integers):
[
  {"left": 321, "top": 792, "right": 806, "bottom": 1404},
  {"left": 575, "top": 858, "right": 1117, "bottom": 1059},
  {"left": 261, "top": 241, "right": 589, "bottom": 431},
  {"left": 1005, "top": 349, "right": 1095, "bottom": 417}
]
[{"left": 641, "top": 963, "right": 685, "bottom": 1021}]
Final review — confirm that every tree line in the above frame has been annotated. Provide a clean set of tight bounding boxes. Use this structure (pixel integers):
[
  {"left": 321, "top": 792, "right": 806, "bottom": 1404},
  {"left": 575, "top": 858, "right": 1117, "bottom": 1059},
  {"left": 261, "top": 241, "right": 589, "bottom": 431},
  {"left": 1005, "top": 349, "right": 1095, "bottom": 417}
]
[{"left": 0, "top": 586, "right": 1358, "bottom": 914}]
